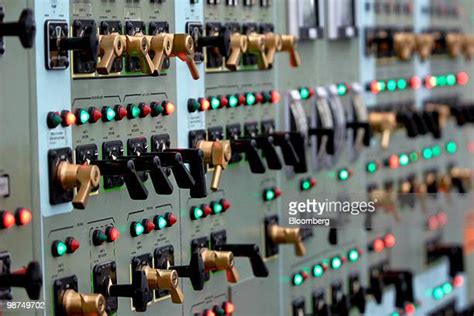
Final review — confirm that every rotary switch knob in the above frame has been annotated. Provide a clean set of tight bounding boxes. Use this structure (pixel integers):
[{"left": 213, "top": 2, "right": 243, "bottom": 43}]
[
  {"left": 120, "top": 34, "right": 155, "bottom": 74},
  {"left": 170, "top": 33, "right": 200, "bottom": 79},
  {"left": 226, "top": 32, "right": 248, "bottom": 71},
  {"left": 280, "top": 35, "right": 301, "bottom": 67},
  {"left": 200, "top": 249, "right": 239, "bottom": 283},
  {"left": 97, "top": 33, "right": 125, "bottom": 74},
  {"left": 246, "top": 32, "right": 269, "bottom": 69},
  {"left": 368, "top": 112, "right": 397, "bottom": 149},
  {"left": 146, "top": 33, "right": 173, "bottom": 75},
  {"left": 446, "top": 32, "right": 464, "bottom": 58},
  {"left": 195, "top": 140, "right": 231, "bottom": 191},
  {"left": 416, "top": 33, "right": 434, "bottom": 60},
  {"left": 266, "top": 224, "right": 306, "bottom": 256},
  {"left": 0, "top": 8, "right": 36, "bottom": 49},
  {"left": 142, "top": 266, "right": 184, "bottom": 304},
  {"left": 263, "top": 32, "right": 282, "bottom": 65},
  {"left": 394, "top": 32, "right": 416, "bottom": 61}
]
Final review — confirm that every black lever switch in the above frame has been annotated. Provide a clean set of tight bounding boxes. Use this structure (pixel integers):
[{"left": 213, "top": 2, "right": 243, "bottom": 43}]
[
  {"left": 108, "top": 270, "right": 150, "bottom": 312},
  {"left": 143, "top": 152, "right": 195, "bottom": 189},
  {"left": 0, "top": 261, "right": 42, "bottom": 300},
  {"left": 287, "top": 132, "right": 308, "bottom": 173},
  {"left": 197, "top": 26, "right": 231, "bottom": 58},
  {"left": 309, "top": 127, "right": 335, "bottom": 155},
  {"left": 127, "top": 155, "right": 173, "bottom": 195},
  {"left": 166, "top": 149, "right": 207, "bottom": 198},
  {"left": 50, "top": 24, "right": 98, "bottom": 61},
  {"left": 396, "top": 112, "right": 419, "bottom": 138},
  {"left": 249, "top": 135, "right": 282, "bottom": 170},
  {"left": 230, "top": 139, "right": 266, "bottom": 174},
  {"left": 170, "top": 250, "right": 206, "bottom": 291},
  {"left": 0, "top": 8, "right": 35, "bottom": 49},
  {"left": 427, "top": 244, "right": 464, "bottom": 278},
  {"left": 422, "top": 110, "right": 441, "bottom": 139},
  {"left": 270, "top": 132, "right": 300, "bottom": 166},
  {"left": 382, "top": 271, "right": 414, "bottom": 309},
  {"left": 346, "top": 121, "right": 372, "bottom": 146}
]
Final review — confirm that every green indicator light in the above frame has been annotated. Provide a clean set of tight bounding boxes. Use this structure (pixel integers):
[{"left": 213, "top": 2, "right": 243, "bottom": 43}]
[
  {"left": 391, "top": 313, "right": 400, "bottom": 316},
  {"left": 133, "top": 223, "right": 145, "bottom": 236},
  {"left": 432, "top": 145, "right": 442, "bottom": 157},
  {"left": 378, "top": 81, "right": 386, "bottom": 91},
  {"left": 446, "top": 141, "right": 458, "bottom": 154},
  {"left": 367, "top": 161, "right": 378, "bottom": 174},
  {"left": 157, "top": 216, "right": 167, "bottom": 230},
  {"left": 299, "top": 88, "right": 310, "bottom": 99},
  {"left": 193, "top": 207, "right": 204, "bottom": 220},
  {"left": 330, "top": 256, "right": 343, "bottom": 270},
  {"left": 422, "top": 148, "right": 433, "bottom": 160},
  {"left": 264, "top": 189, "right": 276, "bottom": 201},
  {"left": 292, "top": 273, "right": 304, "bottom": 286},
  {"left": 78, "top": 110, "right": 90, "bottom": 124},
  {"left": 55, "top": 241, "right": 67, "bottom": 257},
  {"left": 447, "top": 74, "right": 457, "bottom": 86},
  {"left": 337, "top": 84, "right": 347, "bottom": 96},
  {"left": 301, "top": 180, "right": 311, "bottom": 191},
  {"left": 228, "top": 95, "right": 239, "bottom": 108},
  {"left": 437, "top": 75, "right": 447, "bottom": 86},
  {"left": 246, "top": 93, "right": 256, "bottom": 106},
  {"left": 399, "top": 154, "right": 410, "bottom": 166},
  {"left": 387, "top": 80, "right": 397, "bottom": 91},
  {"left": 312, "top": 264, "right": 325, "bottom": 278},
  {"left": 397, "top": 79, "right": 407, "bottom": 90},
  {"left": 338, "top": 168, "right": 350, "bottom": 181},
  {"left": 433, "top": 286, "right": 444, "bottom": 300},
  {"left": 409, "top": 151, "right": 419, "bottom": 162},
  {"left": 210, "top": 97, "right": 221, "bottom": 109},
  {"left": 442, "top": 282, "right": 453, "bottom": 295},
  {"left": 105, "top": 107, "right": 116, "bottom": 121},
  {"left": 131, "top": 105, "right": 140, "bottom": 118},
  {"left": 347, "top": 249, "right": 360, "bottom": 262},
  {"left": 212, "top": 202, "right": 223, "bottom": 214}
]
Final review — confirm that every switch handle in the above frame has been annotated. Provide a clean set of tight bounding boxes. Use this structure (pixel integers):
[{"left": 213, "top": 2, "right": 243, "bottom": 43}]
[
  {"left": 171, "top": 33, "right": 200, "bottom": 80},
  {"left": 170, "top": 250, "right": 206, "bottom": 291},
  {"left": 287, "top": 132, "right": 308, "bottom": 173},
  {"left": 56, "top": 162, "right": 100, "bottom": 209},
  {"left": 97, "top": 33, "right": 125, "bottom": 74},
  {"left": 280, "top": 35, "right": 301, "bottom": 67},
  {"left": 144, "top": 152, "right": 195, "bottom": 189},
  {"left": 0, "top": 9, "right": 35, "bottom": 48},
  {"left": 147, "top": 33, "right": 173, "bottom": 75},
  {"left": 412, "top": 112, "right": 428, "bottom": 135},
  {"left": 165, "top": 149, "right": 207, "bottom": 198},
  {"left": 226, "top": 33, "right": 247, "bottom": 71},
  {"left": 214, "top": 244, "right": 269, "bottom": 277},
  {"left": 346, "top": 122, "right": 372, "bottom": 146},
  {"left": 108, "top": 270, "right": 150, "bottom": 312},
  {"left": 422, "top": 110, "right": 442, "bottom": 139},
  {"left": 230, "top": 139, "right": 266, "bottom": 174},
  {"left": 247, "top": 32, "right": 269, "bottom": 69},
  {"left": 396, "top": 112, "right": 419, "bottom": 138},
  {"left": 382, "top": 271, "right": 414, "bottom": 308},
  {"left": 270, "top": 132, "right": 300, "bottom": 166},
  {"left": 127, "top": 155, "right": 173, "bottom": 195},
  {"left": 249, "top": 136, "right": 283, "bottom": 170},
  {"left": 122, "top": 35, "right": 155, "bottom": 74},
  {"left": 197, "top": 27, "right": 231, "bottom": 57},
  {"left": 0, "top": 261, "right": 42, "bottom": 300},
  {"left": 60, "top": 289, "right": 106, "bottom": 316},
  {"left": 55, "top": 25, "right": 99, "bottom": 61},
  {"left": 308, "top": 127, "right": 335, "bottom": 155}
]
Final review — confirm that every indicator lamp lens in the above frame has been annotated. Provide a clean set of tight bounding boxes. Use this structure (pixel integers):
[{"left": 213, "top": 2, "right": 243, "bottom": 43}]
[
  {"left": 62, "top": 111, "right": 76, "bottom": 126},
  {"left": 246, "top": 93, "right": 256, "bottom": 105},
  {"left": 299, "top": 87, "right": 310, "bottom": 99},
  {"left": 397, "top": 79, "right": 407, "bottom": 90},
  {"left": 200, "top": 98, "right": 210, "bottom": 111},
  {"left": 384, "top": 233, "right": 396, "bottom": 248},
  {"left": 457, "top": 71, "right": 469, "bottom": 85},
  {"left": 409, "top": 151, "right": 419, "bottom": 162},
  {"left": 446, "top": 141, "right": 458, "bottom": 154},
  {"left": 422, "top": 148, "right": 433, "bottom": 160},
  {"left": 155, "top": 216, "right": 168, "bottom": 230},
  {"left": 378, "top": 81, "right": 386, "bottom": 91},
  {"left": 437, "top": 75, "right": 447, "bottom": 86},
  {"left": 191, "top": 207, "right": 204, "bottom": 220},
  {"left": 210, "top": 97, "right": 221, "bottom": 110},
  {"left": 399, "top": 154, "right": 410, "bottom": 166},
  {"left": 163, "top": 101, "right": 175, "bottom": 115},
  {"left": 447, "top": 74, "right": 457, "bottom": 86},
  {"left": 292, "top": 273, "right": 304, "bottom": 286},
  {"left": 106, "top": 227, "right": 120, "bottom": 242},
  {"left": 372, "top": 239, "right": 385, "bottom": 253},
  {"left": 1, "top": 211, "right": 15, "bottom": 229},
  {"left": 330, "top": 256, "right": 343, "bottom": 270},
  {"left": 264, "top": 189, "right": 276, "bottom": 201},
  {"left": 228, "top": 95, "right": 239, "bottom": 108},
  {"left": 301, "top": 180, "right": 312, "bottom": 191},
  {"left": 337, "top": 84, "right": 347, "bottom": 95},
  {"left": 52, "top": 241, "right": 67, "bottom": 257},
  {"left": 442, "top": 282, "right": 453, "bottom": 294},
  {"left": 15, "top": 208, "right": 32, "bottom": 226},
  {"left": 433, "top": 286, "right": 444, "bottom": 300},
  {"left": 271, "top": 90, "right": 281, "bottom": 103},
  {"left": 77, "top": 109, "right": 90, "bottom": 124},
  {"left": 337, "top": 168, "right": 351, "bottom": 181},
  {"left": 131, "top": 222, "right": 145, "bottom": 237},
  {"left": 312, "top": 264, "right": 325, "bottom": 277},
  {"left": 128, "top": 104, "right": 140, "bottom": 119},
  {"left": 212, "top": 202, "right": 223, "bottom": 214},
  {"left": 223, "top": 302, "right": 235, "bottom": 314},
  {"left": 410, "top": 76, "right": 422, "bottom": 89},
  {"left": 387, "top": 80, "right": 397, "bottom": 91},
  {"left": 432, "top": 145, "right": 441, "bottom": 157},
  {"left": 347, "top": 249, "right": 360, "bottom": 262},
  {"left": 367, "top": 161, "right": 378, "bottom": 173}
]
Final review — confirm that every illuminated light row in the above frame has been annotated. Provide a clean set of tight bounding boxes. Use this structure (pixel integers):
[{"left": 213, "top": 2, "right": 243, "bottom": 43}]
[
  {"left": 298, "top": 84, "right": 350, "bottom": 100},
  {"left": 47, "top": 101, "right": 175, "bottom": 128},
  {"left": 427, "top": 211, "right": 448, "bottom": 231},
  {"left": 188, "top": 91, "right": 281, "bottom": 113},
  {"left": 131, "top": 212, "right": 178, "bottom": 237},
  {"left": 0, "top": 208, "right": 32, "bottom": 229},
  {"left": 369, "top": 233, "right": 397, "bottom": 253},
  {"left": 190, "top": 199, "right": 231, "bottom": 220},
  {"left": 367, "top": 72, "right": 469, "bottom": 94},
  {"left": 432, "top": 280, "right": 456, "bottom": 301},
  {"left": 92, "top": 226, "right": 120, "bottom": 246}
]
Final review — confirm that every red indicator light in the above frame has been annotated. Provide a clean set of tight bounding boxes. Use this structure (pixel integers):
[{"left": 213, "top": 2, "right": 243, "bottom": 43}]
[
  {"left": 65, "top": 237, "right": 80, "bottom": 253},
  {"left": 114, "top": 105, "right": 128, "bottom": 120},
  {"left": 425, "top": 76, "right": 436, "bottom": 89},
  {"left": 255, "top": 92, "right": 264, "bottom": 104},
  {"left": 237, "top": 94, "right": 246, "bottom": 105},
  {"left": 223, "top": 301, "right": 235, "bottom": 314},
  {"left": 0, "top": 210, "right": 15, "bottom": 229},
  {"left": 428, "top": 215, "right": 439, "bottom": 231},
  {"left": 274, "top": 188, "right": 282, "bottom": 198},
  {"left": 199, "top": 98, "right": 210, "bottom": 112},
  {"left": 410, "top": 76, "right": 422, "bottom": 90},
  {"left": 371, "top": 238, "right": 385, "bottom": 253},
  {"left": 203, "top": 204, "right": 213, "bottom": 217},
  {"left": 388, "top": 155, "right": 400, "bottom": 169},
  {"left": 457, "top": 71, "right": 469, "bottom": 85},
  {"left": 61, "top": 110, "right": 76, "bottom": 127},
  {"left": 271, "top": 90, "right": 281, "bottom": 104},
  {"left": 139, "top": 103, "right": 152, "bottom": 118},
  {"left": 142, "top": 219, "right": 155, "bottom": 234},
  {"left": 369, "top": 80, "right": 381, "bottom": 94},
  {"left": 453, "top": 275, "right": 464, "bottom": 287},
  {"left": 163, "top": 101, "right": 175, "bottom": 116},
  {"left": 220, "top": 96, "right": 229, "bottom": 108},
  {"left": 203, "top": 310, "right": 216, "bottom": 316},
  {"left": 220, "top": 199, "right": 231, "bottom": 211},
  {"left": 405, "top": 303, "right": 416, "bottom": 315},
  {"left": 15, "top": 208, "right": 32, "bottom": 226},
  {"left": 384, "top": 233, "right": 396, "bottom": 248},
  {"left": 105, "top": 226, "right": 120, "bottom": 242},
  {"left": 437, "top": 212, "right": 448, "bottom": 226},
  {"left": 164, "top": 212, "right": 177, "bottom": 227},
  {"left": 89, "top": 107, "right": 102, "bottom": 123}
]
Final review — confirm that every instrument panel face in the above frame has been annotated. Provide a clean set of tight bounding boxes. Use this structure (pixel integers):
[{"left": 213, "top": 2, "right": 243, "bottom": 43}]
[{"left": 0, "top": 0, "right": 473, "bottom": 315}]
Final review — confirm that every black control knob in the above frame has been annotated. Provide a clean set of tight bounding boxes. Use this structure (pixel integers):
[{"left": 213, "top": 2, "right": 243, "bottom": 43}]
[
  {"left": 346, "top": 121, "right": 372, "bottom": 146},
  {"left": 287, "top": 132, "right": 308, "bottom": 173},
  {"left": 244, "top": 135, "right": 283, "bottom": 170},
  {"left": 349, "top": 274, "right": 366, "bottom": 314},
  {"left": 51, "top": 24, "right": 98, "bottom": 61},
  {"left": 93, "top": 159, "right": 148, "bottom": 199},
  {"left": 269, "top": 132, "right": 300, "bottom": 166},
  {"left": 170, "top": 250, "right": 206, "bottom": 291},
  {"left": 368, "top": 268, "right": 384, "bottom": 304},
  {"left": 108, "top": 270, "right": 150, "bottom": 312},
  {"left": 422, "top": 110, "right": 441, "bottom": 139},
  {"left": 312, "top": 289, "right": 330, "bottom": 316},
  {"left": 308, "top": 127, "right": 335, "bottom": 155},
  {"left": 382, "top": 271, "right": 414, "bottom": 309},
  {"left": 197, "top": 27, "right": 231, "bottom": 58},
  {"left": 427, "top": 244, "right": 464, "bottom": 278},
  {"left": 0, "top": 261, "right": 42, "bottom": 300},
  {"left": 330, "top": 281, "right": 350, "bottom": 315},
  {"left": 411, "top": 111, "right": 428, "bottom": 135},
  {"left": 230, "top": 139, "right": 266, "bottom": 174},
  {"left": 165, "top": 149, "right": 207, "bottom": 198},
  {"left": 142, "top": 152, "right": 195, "bottom": 190},
  {"left": 0, "top": 9, "right": 36, "bottom": 49},
  {"left": 328, "top": 228, "right": 338, "bottom": 245},
  {"left": 396, "top": 112, "right": 419, "bottom": 138}
]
